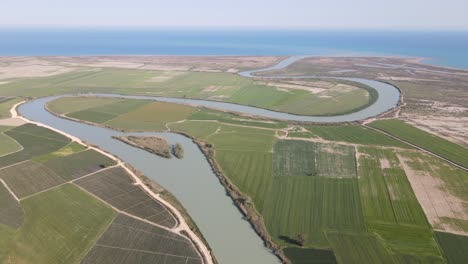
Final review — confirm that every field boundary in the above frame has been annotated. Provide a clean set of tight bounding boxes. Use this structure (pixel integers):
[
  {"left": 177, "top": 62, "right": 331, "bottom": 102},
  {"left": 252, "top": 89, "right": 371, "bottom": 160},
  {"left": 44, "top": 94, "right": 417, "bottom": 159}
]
[
  {"left": 12, "top": 101, "right": 214, "bottom": 264},
  {"left": 364, "top": 124, "right": 467, "bottom": 171},
  {"left": 1, "top": 178, "right": 19, "bottom": 201}
]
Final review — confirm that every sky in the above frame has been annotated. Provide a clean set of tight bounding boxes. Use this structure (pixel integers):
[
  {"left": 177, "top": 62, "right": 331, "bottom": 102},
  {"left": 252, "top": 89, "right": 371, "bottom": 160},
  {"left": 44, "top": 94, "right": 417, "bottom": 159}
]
[{"left": 1, "top": 0, "right": 467, "bottom": 30}]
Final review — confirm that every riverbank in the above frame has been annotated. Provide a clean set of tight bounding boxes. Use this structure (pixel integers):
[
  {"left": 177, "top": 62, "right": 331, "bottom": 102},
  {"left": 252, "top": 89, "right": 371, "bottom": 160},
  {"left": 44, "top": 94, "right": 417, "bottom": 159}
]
[{"left": 11, "top": 101, "right": 215, "bottom": 264}]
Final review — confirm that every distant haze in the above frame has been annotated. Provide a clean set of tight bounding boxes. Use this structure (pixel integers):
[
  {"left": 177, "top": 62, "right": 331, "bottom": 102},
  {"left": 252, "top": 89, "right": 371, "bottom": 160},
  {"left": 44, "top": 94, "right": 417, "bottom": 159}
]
[{"left": 1, "top": 0, "right": 467, "bottom": 30}]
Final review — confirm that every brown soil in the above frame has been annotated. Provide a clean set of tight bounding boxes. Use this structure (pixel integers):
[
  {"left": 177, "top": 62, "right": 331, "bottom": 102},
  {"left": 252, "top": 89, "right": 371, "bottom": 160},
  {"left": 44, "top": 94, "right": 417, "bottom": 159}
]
[
  {"left": 397, "top": 154, "right": 468, "bottom": 235},
  {"left": 114, "top": 136, "right": 171, "bottom": 158}
]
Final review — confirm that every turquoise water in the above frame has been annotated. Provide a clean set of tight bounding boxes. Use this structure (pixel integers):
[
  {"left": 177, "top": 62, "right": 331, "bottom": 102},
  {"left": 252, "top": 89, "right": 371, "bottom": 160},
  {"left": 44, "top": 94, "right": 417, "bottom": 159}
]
[{"left": 1, "top": 29, "right": 468, "bottom": 68}]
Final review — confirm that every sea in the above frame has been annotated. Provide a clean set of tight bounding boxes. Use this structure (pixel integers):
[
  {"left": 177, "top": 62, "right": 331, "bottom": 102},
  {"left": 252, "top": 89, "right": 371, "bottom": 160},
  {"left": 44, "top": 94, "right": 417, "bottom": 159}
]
[{"left": 1, "top": 28, "right": 467, "bottom": 69}]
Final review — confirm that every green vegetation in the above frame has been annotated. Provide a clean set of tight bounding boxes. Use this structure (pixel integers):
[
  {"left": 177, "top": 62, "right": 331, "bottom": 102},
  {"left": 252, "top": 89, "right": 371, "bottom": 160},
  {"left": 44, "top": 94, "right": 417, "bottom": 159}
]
[
  {"left": 273, "top": 140, "right": 356, "bottom": 178},
  {"left": 189, "top": 108, "right": 287, "bottom": 129},
  {"left": 170, "top": 120, "right": 220, "bottom": 139},
  {"left": 47, "top": 96, "right": 122, "bottom": 115},
  {"left": 0, "top": 97, "right": 22, "bottom": 119},
  {"left": 105, "top": 101, "right": 196, "bottom": 131},
  {"left": 283, "top": 247, "right": 337, "bottom": 264},
  {"left": 82, "top": 214, "right": 201, "bottom": 264},
  {"left": 42, "top": 96, "right": 468, "bottom": 264},
  {"left": 357, "top": 147, "right": 428, "bottom": 226},
  {"left": 0, "top": 183, "right": 23, "bottom": 229},
  {"left": 43, "top": 149, "right": 116, "bottom": 181},
  {"left": 32, "top": 142, "right": 86, "bottom": 163},
  {"left": 3, "top": 184, "right": 116, "bottom": 264},
  {"left": 76, "top": 167, "right": 176, "bottom": 228},
  {"left": 173, "top": 143, "right": 184, "bottom": 159},
  {"left": 263, "top": 176, "right": 366, "bottom": 247},
  {"left": 0, "top": 124, "right": 70, "bottom": 168},
  {"left": 327, "top": 232, "right": 397, "bottom": 264},
  {"left": 369, "top": 119, "right": 468, "bottom": 167},
  {"left": 68, "top": 99, "right": 150, "bottom": 124},
  {"left": 436, "top": 231, "right": 468, "bottom": 264},
  {"left": 0, "top": 126, "right": 22, "bottom": 156},
  {"left": 4, "top": 67, "right": 374, "bottom": 116},
  {"left": 397, "top": 151, "right": 468, "bottom": 233},
  {"left": 0, "top": 161, "right": 65, "bottom": 199},
  {"left": 304, "top": 125, "right": 410, "bottom": 148}
]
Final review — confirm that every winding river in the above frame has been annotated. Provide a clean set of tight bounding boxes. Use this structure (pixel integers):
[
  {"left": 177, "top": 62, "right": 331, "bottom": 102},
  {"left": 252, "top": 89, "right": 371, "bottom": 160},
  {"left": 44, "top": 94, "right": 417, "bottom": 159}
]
[{"left": 18, "top": 57, "right": 401, "bottom": 264}]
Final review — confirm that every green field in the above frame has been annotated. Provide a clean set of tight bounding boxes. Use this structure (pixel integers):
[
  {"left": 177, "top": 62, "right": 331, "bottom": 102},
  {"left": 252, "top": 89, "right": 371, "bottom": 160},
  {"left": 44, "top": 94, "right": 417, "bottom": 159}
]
[
  {"left": 357, "top": 147, "right": 429, "bottom": 226},
  {"left": 283, "top": 247, "right": 337, "bottom": 264},
  {"left": 189, "top": 108, "right": 288, "bottom": 129},
  {"left": 2, "top": 184, "right": 116, "bottom": 264},
  {"left": 43, "top": 149, "right": 116, "bottom": 181},
  {"left": 0, "top": 160, "right": 65, "bottom": 199},
  {"left": 0, "top": 124, "right": 70, "bottom": 168},
  {"left": 76, "top": 167, "right": 177, "bottom": 228},
  {"left": 0, "top": 97, "right": 22, "bottom": 119},
  {"left": 82, "top": 214, "right": 201, "bottom": 264},
  {"left": 326, "top": 232, "right": 397, "bottom": 264},
  {"left": 303, "top": 125, "right": 410, "bottom": 148},
  {"left": 369, "top": 119, "right": 468, "bottom": 167},
  {"left": 273, "top": 140, "right": 356, "bottom": 178},
  {"left": 435, "top": 231, "right": 468, "bottom": 264},
  {"left": 397, "top": 150, "right": 468, "bottom": 233},
  {"left": 32, "top": 141, "right": 86, "bottom": 163},
  {"left": 0, "top": 126, "right": 22, "bottom": 156},
  {"left": 47, "top": 96, "right": 123, "bottom": 115},
  {"left": 263, "top": 176, "right": 366, "bottom": 247},
  {"left": 0, "top": 182, "right": 23, "bottom": 229},
  {"left": 4, "top": 68, "right": 375, "bottom": 116},
  {"left": 105, "top": 101, "right": 196, "bottom": 131},
  {"left": 68, "top": 99, "right": 151, "bottom": 124}
]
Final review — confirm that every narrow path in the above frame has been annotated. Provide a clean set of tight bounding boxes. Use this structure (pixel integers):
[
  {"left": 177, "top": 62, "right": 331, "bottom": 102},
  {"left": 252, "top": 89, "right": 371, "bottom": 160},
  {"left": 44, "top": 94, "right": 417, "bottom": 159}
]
[{"left": 10, "top": 102, "right": 214, "bottom": 264}]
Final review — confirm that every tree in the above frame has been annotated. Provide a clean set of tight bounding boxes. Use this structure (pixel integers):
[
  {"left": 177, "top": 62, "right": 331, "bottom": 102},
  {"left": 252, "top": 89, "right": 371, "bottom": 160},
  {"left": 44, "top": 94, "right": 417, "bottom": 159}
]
[{"left": 296, "top": 233, "right": 306, "bottom": 246}]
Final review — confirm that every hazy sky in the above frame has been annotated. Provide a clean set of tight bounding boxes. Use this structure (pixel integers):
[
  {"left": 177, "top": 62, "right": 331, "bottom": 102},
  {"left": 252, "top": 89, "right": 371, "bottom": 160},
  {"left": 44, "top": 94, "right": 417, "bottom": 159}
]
[{"left": 1, "top": 0, "right": 467, "bottom": 30}]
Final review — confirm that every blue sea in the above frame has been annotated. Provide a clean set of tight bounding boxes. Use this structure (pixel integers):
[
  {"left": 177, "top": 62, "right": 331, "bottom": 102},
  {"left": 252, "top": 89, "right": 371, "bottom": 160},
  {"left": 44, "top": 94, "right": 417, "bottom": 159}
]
[{"left": 1, "top": 28, "right": 467, "bottom": 69}]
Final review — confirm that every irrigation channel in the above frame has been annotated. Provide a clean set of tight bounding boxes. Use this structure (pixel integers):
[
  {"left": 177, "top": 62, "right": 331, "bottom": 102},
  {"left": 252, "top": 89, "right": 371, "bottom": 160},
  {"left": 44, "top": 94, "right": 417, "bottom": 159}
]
[{"left": 18, "top": 56, "right": 400, "bottom": 264}]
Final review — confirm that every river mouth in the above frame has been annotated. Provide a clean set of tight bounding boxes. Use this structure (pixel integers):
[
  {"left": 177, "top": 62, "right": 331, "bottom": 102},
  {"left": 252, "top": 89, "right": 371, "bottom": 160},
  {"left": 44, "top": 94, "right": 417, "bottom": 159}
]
[{"left": 17, "top": 57, "right": 401, "bottom": 264}]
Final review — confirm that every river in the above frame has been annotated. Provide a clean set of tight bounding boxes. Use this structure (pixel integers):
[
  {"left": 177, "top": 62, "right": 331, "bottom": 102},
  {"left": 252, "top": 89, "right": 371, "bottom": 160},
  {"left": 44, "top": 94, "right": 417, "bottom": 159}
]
[{"left": 18, "top": 57, "right": 400, "bottom": 264}]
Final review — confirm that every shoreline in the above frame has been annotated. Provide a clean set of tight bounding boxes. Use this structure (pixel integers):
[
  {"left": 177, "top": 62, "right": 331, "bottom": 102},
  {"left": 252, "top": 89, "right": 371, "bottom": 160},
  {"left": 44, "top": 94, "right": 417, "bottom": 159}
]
[{"left": 12, "top": 101, "right": 215, "bottom": 264}]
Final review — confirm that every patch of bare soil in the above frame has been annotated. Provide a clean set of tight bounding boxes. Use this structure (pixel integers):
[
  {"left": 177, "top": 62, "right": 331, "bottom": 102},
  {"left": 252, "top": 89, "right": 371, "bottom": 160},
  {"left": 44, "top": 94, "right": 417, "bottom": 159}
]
[
  {"left": 0, "top": 118, "right": 26, "bottom": 126},
  {"left": 44, "top": 56, "right": 285, "bottom": 72},
  {"left": 402, "top": 114, "right": 468, "bottom": 147},
  {"left": 397, "top": 154, "right": 468, "bottom": 235},
  {"left": 0, "top": 57, "right": 75, "bottom": 80},
  {"left": 114, "top": 136, "right": 171, "bottom": 158},
  {"left": 379, "top": 158, "right": 391, "bottom": 169}
]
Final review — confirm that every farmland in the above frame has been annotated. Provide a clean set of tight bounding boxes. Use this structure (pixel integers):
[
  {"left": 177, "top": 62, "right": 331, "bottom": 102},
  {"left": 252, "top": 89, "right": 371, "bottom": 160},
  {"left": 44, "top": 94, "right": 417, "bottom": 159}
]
[
  {"left": 0, "top": 97, "right": 22, "bottom": 119},
  {"left": 82, "top": 214, "right": 201, "bottom": 264},
  {"left": 283, "top": 247, "right": 337, "bottom": 264},
  {"left": 357, "top": 147, "right": 429, "bottom": 226},
  {"left": 76, "top": 167, "right": 177, "bottom": 228},
  {"left": 0, "top": 126, "right": 22, "bottom": 156},
  {"left": 303, "top": 124, "right": 410, "bottom": 148},
  {"left": 2, "top": 54, "right": 465, "bottom": 264},
  {"left": 396, "top": 151, "right": 468, "bottom": 234},
  {"left": 43, "top": 95, "right": 468, "bottom": 264},
  {"left": 2, "top": 66, "right": 376, "bottom": 116},
  {"left": 435, "top": 231, "right": 468, "bottom": 264},
  {"left": 42, "top": 149, "right": 116, "bottom": 180},
  {"left": 369, "top": 119, "right": 468, "bottom": 167},
  {"left": 3, "top": 184, "right": 116, "bottom": 264},
  {"left": 0, "top": 182, "right": 23, "bottom": 228},
  {"left": 0, "top": 160, "right": 65, "bottom": 199},
  {"left": 0, "top": 124, "right": 70, "bottom": 167},
  {"left": 0, "top": 120, "right": 204, "bottom": 263}
]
